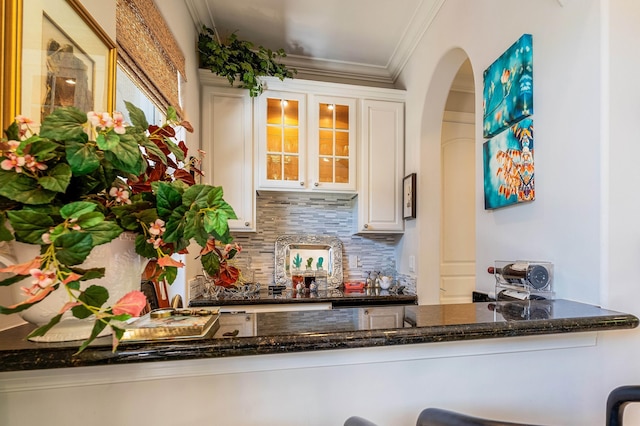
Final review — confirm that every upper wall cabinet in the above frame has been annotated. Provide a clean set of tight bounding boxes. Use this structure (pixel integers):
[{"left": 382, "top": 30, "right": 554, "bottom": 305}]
[
  {"left": 309, "top": 95, "right": 357, "bottom": 192},
  {"left": 256, "top": 91, "right": 357, "bottom": 192},
  {"left": 356, "top": 100, "right": 405, "bottom": 233},
  {"left": 201, "top": 84, "right": 255, "bottom": 232},
  {"left": 256, "top": 91, "right": 308, "bottom": 190}
]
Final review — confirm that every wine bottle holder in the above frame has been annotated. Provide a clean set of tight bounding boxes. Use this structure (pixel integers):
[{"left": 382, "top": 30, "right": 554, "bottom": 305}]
[{"left": 493, "top": 260, "right": 554, "bottom": 300}]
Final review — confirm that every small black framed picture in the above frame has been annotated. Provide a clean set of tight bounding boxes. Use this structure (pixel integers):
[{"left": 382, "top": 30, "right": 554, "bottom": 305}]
[{"left": 403, "top": 173, "right": 416, "bottom": 220}]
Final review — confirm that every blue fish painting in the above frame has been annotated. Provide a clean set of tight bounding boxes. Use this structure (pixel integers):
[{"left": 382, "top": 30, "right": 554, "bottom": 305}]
[
  {"left": 483, "top": 34, "right": 533, "bottom": 138},
  {"left": 483, "top": 118, "right": 534, "bottom": 210}
]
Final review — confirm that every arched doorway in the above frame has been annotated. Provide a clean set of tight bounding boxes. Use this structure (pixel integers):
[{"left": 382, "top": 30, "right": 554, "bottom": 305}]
[
  {"left": 440, "top": 59, "right": 476, "bottom": 304},
  {"left": 416, "top": 49, "right": 476, "bottom": 305}
]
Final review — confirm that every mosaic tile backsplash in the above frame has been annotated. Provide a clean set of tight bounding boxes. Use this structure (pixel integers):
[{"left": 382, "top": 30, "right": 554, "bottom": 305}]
[{"left": 223, "top": 191, "right": 416, "bottom": 294}]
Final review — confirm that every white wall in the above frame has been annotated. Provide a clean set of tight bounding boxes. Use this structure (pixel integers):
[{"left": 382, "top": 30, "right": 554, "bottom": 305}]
[{"left": 398, "top": 0, "right": 605, "bottom": 305}]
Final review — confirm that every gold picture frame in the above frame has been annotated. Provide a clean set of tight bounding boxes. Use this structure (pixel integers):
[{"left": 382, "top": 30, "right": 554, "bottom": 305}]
[{"left": 1, "top": 0, "right": 115, "bottom": 130}]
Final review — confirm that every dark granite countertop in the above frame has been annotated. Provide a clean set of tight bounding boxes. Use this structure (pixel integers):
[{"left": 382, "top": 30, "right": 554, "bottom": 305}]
[
  {"left": 0, "top": 299, "right": 636, "bottom": 372},
  {"left": 189, "top": 287, "right": 418, "bottom": 307}
]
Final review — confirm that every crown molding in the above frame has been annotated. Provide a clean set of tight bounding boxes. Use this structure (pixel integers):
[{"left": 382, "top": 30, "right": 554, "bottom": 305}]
[{"left": 388, "top": 0, "right": 446, "bottom": 81}]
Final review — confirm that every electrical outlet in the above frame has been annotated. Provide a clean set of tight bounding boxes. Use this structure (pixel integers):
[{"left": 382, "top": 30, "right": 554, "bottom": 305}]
[{"left": 409, "top": 255, "right": 415, "bottom": 273}]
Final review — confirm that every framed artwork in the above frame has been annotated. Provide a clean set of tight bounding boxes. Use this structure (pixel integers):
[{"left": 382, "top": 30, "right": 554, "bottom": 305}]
[
  {"left": 483, "top": 34, "right": 533, "bottom": 138},
  {"left": 483, "top": 118, "right": 535, "bottom": 210},
  {"left": 3, "top": 0, "right": 116, "bottom": 128},
  {"left": 403, "top": 173, "right": 417, "bottom": 220}
]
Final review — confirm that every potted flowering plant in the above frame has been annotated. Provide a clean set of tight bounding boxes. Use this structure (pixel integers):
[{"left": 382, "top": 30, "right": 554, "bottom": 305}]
[{"left": 0, "top": 102, "right": 236, "bottom": 352}]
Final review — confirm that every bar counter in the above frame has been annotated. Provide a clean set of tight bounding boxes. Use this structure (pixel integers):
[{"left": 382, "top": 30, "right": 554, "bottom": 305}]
[{"left": 0, "top": 299, "right": 636, "bottom": 372}]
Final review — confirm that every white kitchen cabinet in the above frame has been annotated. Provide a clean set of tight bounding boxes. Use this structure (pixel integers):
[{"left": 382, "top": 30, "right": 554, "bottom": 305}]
[
  {"left": 357, "top": 99, "right": 405, "bottom": 233},
  {"left": 307, "top": 95, "right": 357, "bottom": 192},
  {"left": 256, "top": 91, "right": 357, "bottom": 192},
  {"left": 359, "top": 306, "right": 405, "bottom": 330},
  {"left": 256, "top": 91, "right": 307, "bottom": 190},
  {"left": 201, "top": 85, "right": 256, "bottom": 232}
]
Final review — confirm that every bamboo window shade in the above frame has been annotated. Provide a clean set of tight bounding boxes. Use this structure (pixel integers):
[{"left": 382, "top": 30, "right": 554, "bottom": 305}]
[{"left": 116, "top": 0, "right": 185, "bottom": 117}]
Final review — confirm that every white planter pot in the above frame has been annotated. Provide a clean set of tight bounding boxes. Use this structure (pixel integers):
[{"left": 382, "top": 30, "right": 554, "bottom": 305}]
[{"left": 10, "top": 232, "right": 147, "bottom": 342}]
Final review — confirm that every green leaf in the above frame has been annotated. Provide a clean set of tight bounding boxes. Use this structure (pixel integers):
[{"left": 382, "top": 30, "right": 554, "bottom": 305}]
[
  {"left": 65, "top": 140, "right": 101, "bottom": 175},
  {"left": 54, "top": 232, "right": 94, "bottom": 266},
  {"left": 60, "top": 201, "right": 97, "bottom": 219},
  {"left": 135, "top": 233, "right": 157, "bottom": 258},
  {"left": 68, "top": 267, "right": 105, "bottom": 282},
  {"left": 73, "top": 284, "right": 109, "bottom": 318},
  {"left": 75, "top": 320, "right": 108, "bottom": 354},
  {"left": 155, "top": 182, "right": 183, "bottom": 218},
  {"left": 26, "top": 138, "right": 60, "bottom": 160},
  {"left": 104, "top": 133, "right": 145, "bottom": 175},
  {"left": 0, "top": 214, "right": 14, "bottom": 242},
  {"left": 76, "top": 211, "right": 105, "bottom": 229},
  {"left": 125, "top": 101, "right": 149, "bottom": 131},
  {"left": 96, "top": 132, "right": 120, "bottom": 151},
  {"left": 4, "top": 121, "right": 19, "bottom": 140},
  {"left": 0, "top": 169, "right": 56, "bottom": 205},
  {"left": 27, "top": 313, "right": 63, "bottom": 337},
  {"left": 183, "top": 184, "right": 214, "bottom": 209},
  {"left": 201, "top": 250, "right": 221, "bottom": 277},
  {"left": 39, "top": 107, "right": 87, "bottom": 140},
  {"left": 204, "top": 208, "right": 231, "bottom": 238},
  {"left": 83, "top": 221, "right": 123, "bottom": 246},
  {"left": 163, "top": 207, "right": 187, "bottom": 244},
  {"left": 166, "top": 106, "right": 178, "bottom": 123},
  {"left": 0, "top": 273, "right": 30, "bottom": 287},
  {"left": 7, "top": 210, "right": 54, "bottom": 243},
  {"left": 160, "top": 265, "right": 178, "bottom": 285},
  {"left": 38, "top": 163, "right": 72, "bottom": 193},
  {"left": 139, "top": 137, "right": 167, "bottom": 164}
]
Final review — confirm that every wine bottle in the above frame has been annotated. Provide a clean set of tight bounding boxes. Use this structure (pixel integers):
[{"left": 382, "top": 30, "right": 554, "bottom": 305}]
[{"left": 487, "top": 262, "right": 550, "bottom": 290}]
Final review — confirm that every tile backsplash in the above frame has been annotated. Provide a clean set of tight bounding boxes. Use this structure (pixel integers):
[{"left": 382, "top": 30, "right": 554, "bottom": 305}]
[{"left": 228, "top": 191, "right": 415, "bottom": 291}]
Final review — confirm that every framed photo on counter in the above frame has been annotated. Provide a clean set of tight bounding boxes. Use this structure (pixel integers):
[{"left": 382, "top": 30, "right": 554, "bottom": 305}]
[{"left": 403, "top": 173, "right": 416, "bottom": 220}]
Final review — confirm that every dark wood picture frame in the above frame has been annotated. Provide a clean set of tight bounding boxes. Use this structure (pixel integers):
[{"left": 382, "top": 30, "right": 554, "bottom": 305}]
[{"left": 403, "top": 173, "right": 416, "bottom": 220}]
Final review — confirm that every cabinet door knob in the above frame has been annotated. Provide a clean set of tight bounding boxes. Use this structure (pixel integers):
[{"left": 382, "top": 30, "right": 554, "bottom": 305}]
[
  {"left": 364, "top": 224, "right": 369, "bottom": 229},
  {"left": 314, "top": 182, "right": 319, "bottom": 187},
  {"left": 364, "top": 310, "right": 369, "bottom": 315},
  {"left": 300, "top": 181, "right": 304, "bottom": 186},
  {"left": 244, "top": 222, "right": 250, "bottom": 227}
]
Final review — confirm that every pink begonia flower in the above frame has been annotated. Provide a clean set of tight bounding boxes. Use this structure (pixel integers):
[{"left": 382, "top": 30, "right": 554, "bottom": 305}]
[
  {"left": 6, "top": 140, "right": 20, "bottom": 151},
  {"left": 109, "top": 187, "right": 131, "bottom": 204},
  {"left": 87, "top": 111, "right": 113, "bottom": 129},
  {"left": 1, "top": 153, "right": 25, "bottom": 173},
  {"left": 149, "top": 219, "right": 165, "bottom": 236},
  {"left": 147, "top": 236, "right": 164, "bottom": 249},
  {"left": 41, "top": 233, "right": 51, "bottom": 244},
  {"left": 112, "top": 290, "right": 147, "bottom": 316},
  {"left": 112, "top": 111, "right": 126, "bottom": 135},
  {"left": 23, "top": 154, "right": 47, "bottom": 172},
  {"left": 30, "top": 268, "right": 56, "bottom": 289},
  {"left": 15, "top": 115, "right": 34, "bottom": 125}
]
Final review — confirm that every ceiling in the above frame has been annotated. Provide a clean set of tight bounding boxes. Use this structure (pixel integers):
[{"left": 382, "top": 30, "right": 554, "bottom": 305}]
[{"left": 184, "top": 0, "right": 450, "bottom": 87}]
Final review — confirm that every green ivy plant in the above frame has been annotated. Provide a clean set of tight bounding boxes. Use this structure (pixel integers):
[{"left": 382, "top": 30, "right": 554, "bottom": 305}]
[{"left": 198, "top": 27, "right": 297, "bottom": 97}]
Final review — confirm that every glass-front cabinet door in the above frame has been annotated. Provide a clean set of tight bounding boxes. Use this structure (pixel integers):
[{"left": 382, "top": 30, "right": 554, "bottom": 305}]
[
  {"left": 257, "top": 91, "right": 306, "bottom": 189},
  {"left": 309, "top": 95, "right": 357, "bottom": 192}
]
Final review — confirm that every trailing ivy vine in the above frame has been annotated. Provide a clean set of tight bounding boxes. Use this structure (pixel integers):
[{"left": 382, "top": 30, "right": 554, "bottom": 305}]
[{"left": 198, "top": 27, "right": 296, "bottom": 97}]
